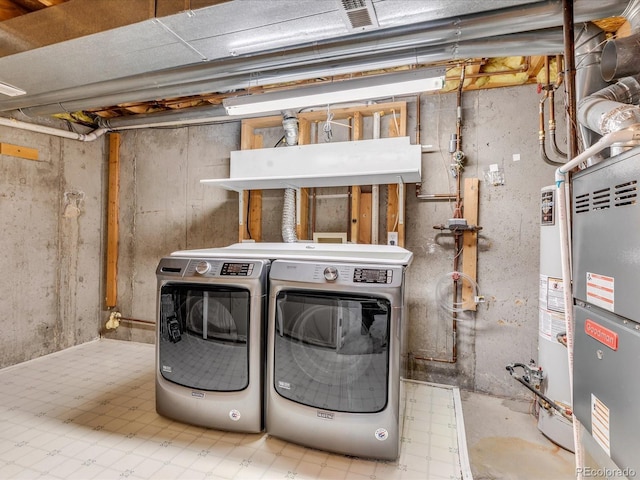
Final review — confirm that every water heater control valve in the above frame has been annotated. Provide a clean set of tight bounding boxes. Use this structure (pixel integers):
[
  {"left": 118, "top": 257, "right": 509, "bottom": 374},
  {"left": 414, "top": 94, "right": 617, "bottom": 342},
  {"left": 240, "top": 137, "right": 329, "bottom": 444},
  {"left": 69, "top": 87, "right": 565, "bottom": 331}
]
[{"left": 323, "top": 266, "right": 339, "bottom": 281}]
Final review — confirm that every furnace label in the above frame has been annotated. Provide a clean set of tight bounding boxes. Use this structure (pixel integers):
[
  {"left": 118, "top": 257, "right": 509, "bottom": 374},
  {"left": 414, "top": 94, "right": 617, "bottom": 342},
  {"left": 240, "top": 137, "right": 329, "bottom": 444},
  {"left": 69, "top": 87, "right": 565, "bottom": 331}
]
[
  {"left": 591, "top": 394, "right": 611, "bottom": 457},
  {"left": 586, "top": 272, "right": 614, "bottom": 312}
]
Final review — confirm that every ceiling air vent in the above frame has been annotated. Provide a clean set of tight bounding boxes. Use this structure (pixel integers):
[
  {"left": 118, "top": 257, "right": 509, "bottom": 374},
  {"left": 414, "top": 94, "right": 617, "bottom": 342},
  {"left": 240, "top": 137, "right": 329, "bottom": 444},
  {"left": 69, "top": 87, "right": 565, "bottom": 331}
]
[
  {"left": 614, "top": 180, "right": 637, "bottom": 207},
  {"left": 339, "top": 0, "right": 379, "bottom": 30}
]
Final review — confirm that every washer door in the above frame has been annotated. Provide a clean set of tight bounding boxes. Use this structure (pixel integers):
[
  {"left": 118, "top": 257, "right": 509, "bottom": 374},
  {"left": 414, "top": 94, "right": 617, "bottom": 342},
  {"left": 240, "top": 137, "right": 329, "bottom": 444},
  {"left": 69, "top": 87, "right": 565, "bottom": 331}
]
[
  {"left": 159, "top": 283, "right": 250, "bottom": 391},
  {"left": 274, "top": 290, "right": 390, "bottom": 413}
]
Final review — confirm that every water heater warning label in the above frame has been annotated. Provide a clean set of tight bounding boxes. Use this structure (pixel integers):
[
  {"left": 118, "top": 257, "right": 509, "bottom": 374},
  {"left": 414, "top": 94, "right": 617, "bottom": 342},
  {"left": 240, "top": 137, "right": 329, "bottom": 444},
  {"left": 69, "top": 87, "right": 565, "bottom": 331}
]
[{"left": 586, "top": 272, "right": 614, "bottom": 312}]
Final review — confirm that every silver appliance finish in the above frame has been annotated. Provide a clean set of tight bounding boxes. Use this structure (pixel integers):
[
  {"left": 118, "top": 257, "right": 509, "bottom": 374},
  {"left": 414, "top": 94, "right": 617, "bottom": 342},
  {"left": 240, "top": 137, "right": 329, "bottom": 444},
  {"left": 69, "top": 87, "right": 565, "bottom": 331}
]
[
  {"left": 572, "top": 146, "right": 640, "bottom": 322},
  {"left": 155, "top": 255, "right": 269, "bottom": 433},
  {"left": 571, "top": 147, "right": 640, "bottom": 472},
  {"left": 266, "top": 252, "right": 411, "bottom": 461},
  {"left": 537, "top": 186, "right": 574, "bottom": 452},
  {"left": 573, "top": 302, "right": 640, "bottom": 475}
]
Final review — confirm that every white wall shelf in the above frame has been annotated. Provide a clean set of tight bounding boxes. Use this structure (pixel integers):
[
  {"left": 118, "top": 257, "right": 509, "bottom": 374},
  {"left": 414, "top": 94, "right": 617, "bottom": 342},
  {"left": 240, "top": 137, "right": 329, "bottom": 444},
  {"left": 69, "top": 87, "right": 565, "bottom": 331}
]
[{"left": 200, "top": 136, "right": 422, "bottom": 192}]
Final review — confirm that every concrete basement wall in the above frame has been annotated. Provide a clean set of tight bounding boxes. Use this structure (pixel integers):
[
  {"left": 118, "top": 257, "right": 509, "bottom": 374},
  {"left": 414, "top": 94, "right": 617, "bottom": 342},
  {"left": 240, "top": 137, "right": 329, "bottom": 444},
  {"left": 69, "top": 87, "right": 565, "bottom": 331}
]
[
  {"left": 105, "top": 84, "right": 566, "bottom": 399},
  {"left": 0, "top": 124, "right": 105, "bottom": 368},
  {"left": 0, "top": 83, "right": 561, "bottom": 398}
]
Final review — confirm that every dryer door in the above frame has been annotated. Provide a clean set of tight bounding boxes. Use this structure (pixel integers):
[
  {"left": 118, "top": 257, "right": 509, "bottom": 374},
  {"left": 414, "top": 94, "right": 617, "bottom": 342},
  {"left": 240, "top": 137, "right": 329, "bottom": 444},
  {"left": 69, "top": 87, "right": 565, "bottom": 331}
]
[
  {"left": 159, "top": 283, "right": 251, "bottom": 391},
  {"left": 274, "top": 290, "right": 391, "bottom": 413}
]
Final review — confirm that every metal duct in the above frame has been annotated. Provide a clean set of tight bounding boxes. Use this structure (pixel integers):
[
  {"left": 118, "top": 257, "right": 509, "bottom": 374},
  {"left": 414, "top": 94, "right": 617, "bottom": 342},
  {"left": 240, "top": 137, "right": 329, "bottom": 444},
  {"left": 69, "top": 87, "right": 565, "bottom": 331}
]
[
  {"left": 601, "top": 32, "right": 640, "bottom": 81},
  {"left": 281, "top": 112, "right": 299, "bottom": 244},
  {"left": 577, "top": 74, "right": 640, "bottom": 154},
  {"left": 575, "top": 0, "right": 640, "bottom": 155},
  {"left": 600, "top": 0, "right": 640, "bottom": 81},
  {"left": 0, "top": 0, "right": 627, "bottom": 116},
  {"left": 574, "top": 22, "right": 610, "bottom": 153},
  {"left": 18, "top": 29, "right": 566, "bottom": 118}
]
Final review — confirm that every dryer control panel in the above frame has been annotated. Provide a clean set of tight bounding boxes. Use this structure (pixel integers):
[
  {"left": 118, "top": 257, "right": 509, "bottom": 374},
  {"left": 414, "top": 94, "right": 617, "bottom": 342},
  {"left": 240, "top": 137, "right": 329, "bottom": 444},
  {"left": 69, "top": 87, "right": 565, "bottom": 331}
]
[
  {"left": 269, "top": 260, "right": 403, "bottom": 288},
  {"left": 353, "top": 268, "right": 393, "bottom": 284}
]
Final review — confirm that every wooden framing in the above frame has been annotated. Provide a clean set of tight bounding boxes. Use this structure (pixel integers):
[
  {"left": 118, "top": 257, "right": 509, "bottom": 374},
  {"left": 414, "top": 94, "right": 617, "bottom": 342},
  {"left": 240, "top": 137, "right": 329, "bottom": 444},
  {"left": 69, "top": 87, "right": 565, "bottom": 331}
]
[
  {"left": 462, "top": 178, "right": 480, "bottom": 311},
  {"left": 236, "top": 101, "right": 409, "bottom": 246},
  {"left": 105, "top": 133, "right": 120, "bottom": 308},
  {"left": 0, "top": 142, "right": 38, "bottom": 161}
]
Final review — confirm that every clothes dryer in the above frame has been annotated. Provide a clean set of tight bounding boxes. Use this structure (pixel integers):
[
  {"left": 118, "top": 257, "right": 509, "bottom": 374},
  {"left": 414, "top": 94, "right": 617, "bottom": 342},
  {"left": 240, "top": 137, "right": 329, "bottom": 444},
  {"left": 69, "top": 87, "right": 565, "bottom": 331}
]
[
  {"left": 265, "top": 245, "right": 412, "bottom": 460},
  {"left": 155, "top": 252, "right": 269, "bottom": 433}
]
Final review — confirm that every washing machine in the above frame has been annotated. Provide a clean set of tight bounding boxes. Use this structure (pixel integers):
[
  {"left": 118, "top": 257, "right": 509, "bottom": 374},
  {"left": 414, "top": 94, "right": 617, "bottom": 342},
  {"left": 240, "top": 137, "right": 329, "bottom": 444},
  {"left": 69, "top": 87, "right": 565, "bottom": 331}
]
[
  {"left": 265, "top": 244, "right": 413, "bottom": 460},
  {"left": 155, "top": 249, "right": 269, "bottom": 433}
]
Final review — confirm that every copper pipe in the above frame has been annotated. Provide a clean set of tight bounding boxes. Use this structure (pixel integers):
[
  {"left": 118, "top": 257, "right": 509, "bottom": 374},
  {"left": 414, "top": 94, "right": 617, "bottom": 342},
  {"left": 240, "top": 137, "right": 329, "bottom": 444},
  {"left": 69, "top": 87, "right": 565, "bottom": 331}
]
[
  {"left": 539, "top": 61, "right": 565, "bottom": 166},
  {"left": 413, "top": 353, "right": 456, "bottom": 364},
  {"left": 119, "top": 317, "right": 156, "bottom": 326},
  {"left": 424, "top": 67, "right": 468, "bottom": 365},
  {"left": 415, "top": 94, "right": 421, "bottom": 146},
  {"left": 548, "top": 55, "right": 568, "bottom": 159},
  {"left": 563, "top": 0, "right": 579, "bottom": 159}
]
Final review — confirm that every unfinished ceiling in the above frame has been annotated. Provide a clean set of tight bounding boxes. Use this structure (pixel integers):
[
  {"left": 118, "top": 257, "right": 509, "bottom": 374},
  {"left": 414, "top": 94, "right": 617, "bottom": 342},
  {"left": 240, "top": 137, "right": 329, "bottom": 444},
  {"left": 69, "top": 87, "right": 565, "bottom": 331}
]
[{"left": 0, "top": 0, "right": 630, "bottom": 128}]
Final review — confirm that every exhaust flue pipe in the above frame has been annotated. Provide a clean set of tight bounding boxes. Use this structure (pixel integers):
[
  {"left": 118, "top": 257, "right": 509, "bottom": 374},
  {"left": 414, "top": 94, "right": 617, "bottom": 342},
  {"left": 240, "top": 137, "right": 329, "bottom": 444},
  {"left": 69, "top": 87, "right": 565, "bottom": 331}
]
[
  {"left": 577, "top": 74, "right": 640, "bottom": 155},
  {"left": 601, "top": 32, "right": 640, "bottom": 81},
  {"left": 600, "top": 0, "right": 640, "bottom": 81}
]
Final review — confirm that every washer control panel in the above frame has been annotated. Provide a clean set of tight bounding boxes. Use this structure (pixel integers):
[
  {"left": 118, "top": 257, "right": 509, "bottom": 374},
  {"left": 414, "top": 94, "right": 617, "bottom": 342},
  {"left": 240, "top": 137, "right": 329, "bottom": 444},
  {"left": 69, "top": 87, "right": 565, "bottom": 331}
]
[{"left": 183, "top": 260, "right": 260, "bottom": 278}]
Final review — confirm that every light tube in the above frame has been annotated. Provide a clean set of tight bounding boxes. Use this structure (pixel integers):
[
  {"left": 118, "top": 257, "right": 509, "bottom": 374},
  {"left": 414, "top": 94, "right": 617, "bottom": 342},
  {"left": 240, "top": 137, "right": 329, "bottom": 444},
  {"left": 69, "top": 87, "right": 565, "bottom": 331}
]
[
  {"left": 223, "top": 68, "right": 444, "bottom": 116},
  {"left": 0, "top": 81, "right": 26, "bottom": 97}
]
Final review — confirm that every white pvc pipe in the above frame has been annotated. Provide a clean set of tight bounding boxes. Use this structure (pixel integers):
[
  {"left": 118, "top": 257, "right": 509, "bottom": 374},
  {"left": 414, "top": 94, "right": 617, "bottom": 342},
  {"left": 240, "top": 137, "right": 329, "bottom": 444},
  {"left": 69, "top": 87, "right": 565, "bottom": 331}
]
[
  {"left": 0, "top": 116, "right": 108, "bottom": 141},
  {"left": 556, "top": 179, "right": 584, "bottom": 477},
  {"left": 555, "top": 125, "right": 640, "bottom": 185}
]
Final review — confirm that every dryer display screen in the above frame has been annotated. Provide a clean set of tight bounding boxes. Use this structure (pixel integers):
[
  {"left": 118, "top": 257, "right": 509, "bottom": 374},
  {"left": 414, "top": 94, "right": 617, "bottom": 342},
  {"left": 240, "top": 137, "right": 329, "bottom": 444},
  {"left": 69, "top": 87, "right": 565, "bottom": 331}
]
[
  {"left": 221, "top": 263, "right": 253, "bottom": 276},
  {"left": 353, "top": 268, "right": 392, "bottom": 283}
]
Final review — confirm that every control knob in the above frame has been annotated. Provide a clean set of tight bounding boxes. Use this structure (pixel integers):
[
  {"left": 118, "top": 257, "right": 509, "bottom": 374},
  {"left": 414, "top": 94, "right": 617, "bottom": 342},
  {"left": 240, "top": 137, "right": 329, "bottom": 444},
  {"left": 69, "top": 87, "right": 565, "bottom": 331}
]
[
  {"left": 323, "top": 266, "right": 339, "bottom": 281},
  {"left": 195, "top": 261, "right": 211, "bottom": 275}
]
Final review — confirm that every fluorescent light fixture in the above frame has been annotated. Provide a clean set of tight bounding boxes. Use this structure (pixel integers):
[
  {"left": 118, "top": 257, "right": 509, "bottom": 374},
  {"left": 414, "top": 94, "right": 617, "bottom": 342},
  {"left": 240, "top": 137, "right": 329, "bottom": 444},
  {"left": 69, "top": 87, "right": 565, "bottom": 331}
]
[
  {"left": 0, "top": 81, "right": 26, "bottom": 97},
  {"left": 223, "top": 68, "right": 445, "bottom": 116}
]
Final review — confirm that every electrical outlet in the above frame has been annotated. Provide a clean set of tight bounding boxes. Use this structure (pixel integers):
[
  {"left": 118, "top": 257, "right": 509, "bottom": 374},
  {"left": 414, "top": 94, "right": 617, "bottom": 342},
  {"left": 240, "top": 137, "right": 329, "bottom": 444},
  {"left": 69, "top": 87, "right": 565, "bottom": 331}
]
[{"left": 387, "top": 232, "right": 399, "bottom": 245}]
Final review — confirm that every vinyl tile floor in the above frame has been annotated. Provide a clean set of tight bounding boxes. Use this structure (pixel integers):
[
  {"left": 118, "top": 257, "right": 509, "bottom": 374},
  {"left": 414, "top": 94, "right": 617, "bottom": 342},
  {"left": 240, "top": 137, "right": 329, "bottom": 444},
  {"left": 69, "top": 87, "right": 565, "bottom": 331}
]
[{"left": 0, "top": 339, "right": 472, "bottom": 480}]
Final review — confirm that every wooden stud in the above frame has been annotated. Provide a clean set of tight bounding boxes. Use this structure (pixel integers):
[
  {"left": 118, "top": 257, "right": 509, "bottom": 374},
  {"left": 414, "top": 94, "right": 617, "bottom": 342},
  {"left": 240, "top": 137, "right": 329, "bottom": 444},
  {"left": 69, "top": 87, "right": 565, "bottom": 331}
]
[
  {"left": 352, "top": 112, "right": 363, "bottom": 141},
  {"left": 105, "top": 133, "right": 120, "bottom": 308},
  {"left": 386, "top": 106, "right": 406, "bottom": 246},
  {"left": 0, "top": 142, "right": 38, "bottom": 161},
  {"left": 0, "top": 0, "right": 28, "bottom": 21},
  {"left": 358, "top": 192, "right": 372, "bottom": 244},
  {"left": 296, "top": 188, "right": 309, "bottom": 240},
  {"left": 387, "top": 183, "right": 399, "bottom": 241},
  {"left": 350, "top": 186, "right": 361, "bottom": 244},
  {"left": 462, "top": 178, "right": 480, "bottom": 311},
  {"left": 297, "top": 119, "right": 311, "bottom": 240}
]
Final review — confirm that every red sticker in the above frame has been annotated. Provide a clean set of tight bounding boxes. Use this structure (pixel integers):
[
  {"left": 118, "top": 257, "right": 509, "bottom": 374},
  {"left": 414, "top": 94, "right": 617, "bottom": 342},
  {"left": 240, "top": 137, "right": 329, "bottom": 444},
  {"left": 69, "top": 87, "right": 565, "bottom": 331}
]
[{"left": 585, "top": 319, "right": 618, "bottom": 351}]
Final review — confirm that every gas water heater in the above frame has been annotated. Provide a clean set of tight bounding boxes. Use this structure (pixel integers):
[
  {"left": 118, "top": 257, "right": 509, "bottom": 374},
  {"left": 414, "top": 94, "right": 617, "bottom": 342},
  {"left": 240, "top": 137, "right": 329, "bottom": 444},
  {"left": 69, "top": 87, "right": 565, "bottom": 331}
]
[{"left": 537, "top": 186, "right": 574, "bottom": 452}]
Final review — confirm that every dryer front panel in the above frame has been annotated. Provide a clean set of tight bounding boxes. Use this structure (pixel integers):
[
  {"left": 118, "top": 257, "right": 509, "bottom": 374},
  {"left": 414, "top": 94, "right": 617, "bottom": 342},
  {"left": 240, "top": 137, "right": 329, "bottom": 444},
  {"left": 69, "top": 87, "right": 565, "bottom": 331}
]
[
  {"left": 274, "top": 289, "right": 391, "bottom": 413},
  {"left": 158, "top": 283, "right": 251, "bottom": 392}
]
